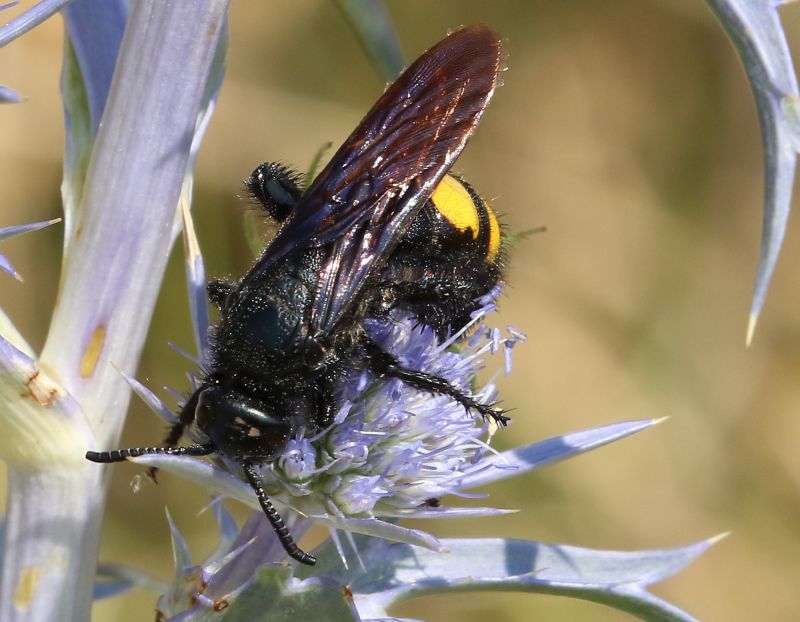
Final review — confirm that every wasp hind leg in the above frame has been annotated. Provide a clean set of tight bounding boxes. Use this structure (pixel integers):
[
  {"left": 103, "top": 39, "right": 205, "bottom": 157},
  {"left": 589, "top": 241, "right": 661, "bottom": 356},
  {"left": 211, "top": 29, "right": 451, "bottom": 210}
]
[
  {"left": 363, "top": 338, "right": 510, "bottom": 426},
  {"left": 244, "top": 162, "right": 303, "bottom": 223}
]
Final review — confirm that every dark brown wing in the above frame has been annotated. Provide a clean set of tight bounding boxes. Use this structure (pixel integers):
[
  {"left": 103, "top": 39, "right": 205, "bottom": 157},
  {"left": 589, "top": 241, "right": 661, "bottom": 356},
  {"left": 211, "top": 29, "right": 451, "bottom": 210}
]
[{"left": 247, "top": 25, "right": 502, "bottom": 336}]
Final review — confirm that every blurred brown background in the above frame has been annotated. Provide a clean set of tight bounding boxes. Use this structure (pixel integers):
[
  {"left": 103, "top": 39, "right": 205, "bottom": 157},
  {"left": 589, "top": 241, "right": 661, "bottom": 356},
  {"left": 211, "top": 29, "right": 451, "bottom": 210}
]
[{"left": 2, "top": 1, "right": 800, "bottom": 620}]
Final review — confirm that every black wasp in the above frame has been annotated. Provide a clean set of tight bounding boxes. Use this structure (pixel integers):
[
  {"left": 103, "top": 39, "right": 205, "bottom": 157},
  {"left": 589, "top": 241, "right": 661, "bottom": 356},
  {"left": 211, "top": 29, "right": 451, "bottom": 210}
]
[{"left": 87, "top": 25, "right": 507, "bottom": 566}]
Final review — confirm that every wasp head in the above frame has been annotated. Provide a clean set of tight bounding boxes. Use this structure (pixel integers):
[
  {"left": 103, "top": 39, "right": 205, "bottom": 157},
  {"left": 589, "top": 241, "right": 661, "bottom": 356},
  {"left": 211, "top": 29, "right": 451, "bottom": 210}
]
[{"left": 195, "top": 386, "right": 294, "bottom": 462}]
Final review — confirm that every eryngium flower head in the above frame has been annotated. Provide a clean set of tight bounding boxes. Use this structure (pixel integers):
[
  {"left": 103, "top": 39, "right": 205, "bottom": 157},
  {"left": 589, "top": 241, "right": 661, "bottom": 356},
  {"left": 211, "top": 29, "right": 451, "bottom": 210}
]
[
  {"left": 132, "top": 284, "right": 524, "bottom": 556},
  {"left": 261, "top": 287, "right": 523, "bottom": 520},
  {"left": 150, "top": 287, "right": 526, "bottom": 615}
]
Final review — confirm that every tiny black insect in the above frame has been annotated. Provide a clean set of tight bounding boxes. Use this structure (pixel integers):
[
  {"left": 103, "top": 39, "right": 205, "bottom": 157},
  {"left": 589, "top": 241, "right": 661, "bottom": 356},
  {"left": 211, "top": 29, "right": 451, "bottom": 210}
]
[{"left": 87, "top": 25, "right": 507, "bottom": 566}]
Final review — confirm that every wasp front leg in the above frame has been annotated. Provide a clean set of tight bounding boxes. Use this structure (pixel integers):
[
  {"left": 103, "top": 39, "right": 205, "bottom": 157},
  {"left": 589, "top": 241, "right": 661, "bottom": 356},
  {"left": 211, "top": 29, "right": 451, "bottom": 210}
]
[{"left": 143, "top": 388, "right": 203, "bottom": 481}]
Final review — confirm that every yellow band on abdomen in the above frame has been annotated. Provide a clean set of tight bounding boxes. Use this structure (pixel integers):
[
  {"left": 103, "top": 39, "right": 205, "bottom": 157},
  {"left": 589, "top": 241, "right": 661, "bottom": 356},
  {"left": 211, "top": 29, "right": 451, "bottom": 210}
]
[
  {"left": 431, "top": 174, "right": 502, "bottom": 264},
  {"left": 486, "top": 204, "right": 501, "bottom": 264},
  {"left": 431, "top": 175, "right": 480, "bottom": 239}
]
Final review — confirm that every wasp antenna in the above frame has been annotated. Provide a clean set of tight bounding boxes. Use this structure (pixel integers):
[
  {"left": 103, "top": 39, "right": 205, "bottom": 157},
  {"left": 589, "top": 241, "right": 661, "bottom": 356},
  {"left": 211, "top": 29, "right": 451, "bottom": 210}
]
[
  {"left": 85, "top": 444, "right": 216, "bottom": 464},
  {"left": 241, "top": 461, "right": 316, "bottom": 566}
]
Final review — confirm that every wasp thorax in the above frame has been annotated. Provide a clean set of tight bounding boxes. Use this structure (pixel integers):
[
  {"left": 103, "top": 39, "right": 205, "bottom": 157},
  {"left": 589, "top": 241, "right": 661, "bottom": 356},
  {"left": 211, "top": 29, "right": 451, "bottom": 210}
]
[{"left": 195, "top": 386, "right": 293, "bottom": 461}]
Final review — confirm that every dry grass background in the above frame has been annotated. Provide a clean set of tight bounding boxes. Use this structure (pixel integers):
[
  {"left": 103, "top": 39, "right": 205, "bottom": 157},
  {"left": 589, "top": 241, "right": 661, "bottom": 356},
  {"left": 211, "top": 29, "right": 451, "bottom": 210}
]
[{"left": 1, "top": 1, "right": 800, "bottom": 620}]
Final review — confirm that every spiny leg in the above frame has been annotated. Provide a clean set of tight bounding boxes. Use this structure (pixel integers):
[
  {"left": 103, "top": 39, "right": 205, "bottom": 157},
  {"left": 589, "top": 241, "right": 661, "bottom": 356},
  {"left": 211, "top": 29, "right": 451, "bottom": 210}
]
[
  {"left": 147, "top": 388, "right": 203, "bottom": 481},
  {"left": 244, "top": 162, "right": 303, "bottom": 222},
  {"left": 365, "top": 338, "right": 510, "bottom": 426},
  {"left": 241, "top": 460, "right": 316, "bottom": 566},
  {"left": 161, "top": 388, "right": 202, "bottom": 449}
]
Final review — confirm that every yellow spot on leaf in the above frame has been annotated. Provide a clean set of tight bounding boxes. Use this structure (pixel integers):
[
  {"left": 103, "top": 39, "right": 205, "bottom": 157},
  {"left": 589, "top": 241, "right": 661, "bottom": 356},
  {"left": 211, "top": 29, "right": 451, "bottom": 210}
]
[
  {"left": 13, "top": 566, "right": 43, "bottom": 609},
  {"left": 486, "top": 204, "right": 501, "bottom": 264},
  {"left": 80, "top": 325, "right": 106, "bottom": 378}
]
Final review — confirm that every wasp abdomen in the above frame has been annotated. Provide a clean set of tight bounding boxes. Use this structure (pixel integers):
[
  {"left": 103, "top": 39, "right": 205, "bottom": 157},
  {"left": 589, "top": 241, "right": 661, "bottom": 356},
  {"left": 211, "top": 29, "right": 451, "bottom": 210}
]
[{"left": 369, "top": 174, "right": 504, "bottom": 337}]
